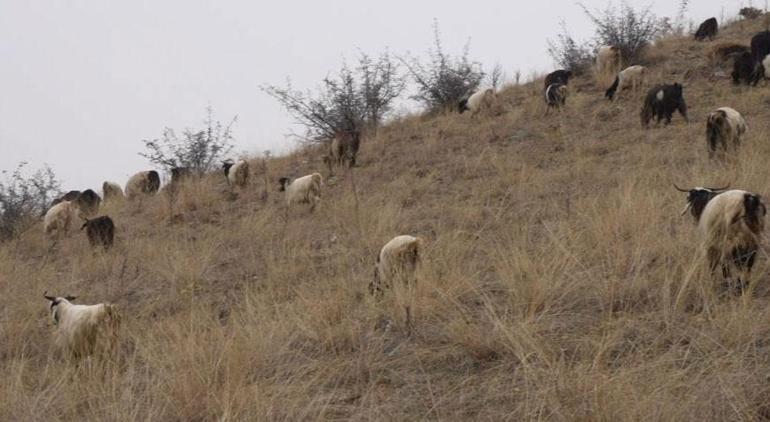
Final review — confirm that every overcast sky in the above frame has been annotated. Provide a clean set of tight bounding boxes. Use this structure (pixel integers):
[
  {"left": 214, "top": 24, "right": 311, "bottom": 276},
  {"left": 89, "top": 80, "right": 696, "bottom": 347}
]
[{"left": 0, "top": 0, "right": 740, "bottom": 190}]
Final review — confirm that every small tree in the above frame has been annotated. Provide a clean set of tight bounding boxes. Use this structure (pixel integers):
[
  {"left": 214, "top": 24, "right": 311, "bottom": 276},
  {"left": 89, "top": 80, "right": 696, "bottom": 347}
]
[
  {"left": 401, "top": 20, "right": 484, "bottom": 113},
  {"left": 0, "top": 162, "right": 61, "bottom": 241},
  {"left": 140, "top": 106, "right": 236, "bottom": 174},
  {"left": 579, "top": 1, "right": 665, "bottom": 64},
  {"left": 547, "top": 21, "right": 594, "bottom": 74},
  {"left": 358, "top": 51, "right": 406, "bottom": 133}
]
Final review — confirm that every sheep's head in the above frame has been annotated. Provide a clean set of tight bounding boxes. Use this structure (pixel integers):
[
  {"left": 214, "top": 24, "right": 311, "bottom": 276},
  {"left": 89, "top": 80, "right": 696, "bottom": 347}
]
[
  {"left": 222, "top": 160, "right": 234, "bottom": 177},
  {"left": 744, "top": 193, "right": 767, "bottom": 229},
  {"left": 278, "top": 177, "right": 290, "bottom": 192},
  {"left": 674, "top": 184, "right": 730, "bottom": 220},
  {"left": 44, "top": 291, "right": 77, "bottom": 325}
]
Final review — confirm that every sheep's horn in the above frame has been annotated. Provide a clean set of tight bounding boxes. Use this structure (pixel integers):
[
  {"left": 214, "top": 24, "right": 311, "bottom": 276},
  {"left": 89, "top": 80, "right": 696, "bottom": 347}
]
[
  {"left": 43, "top": 291, "right": 55, "bottom": 301},
  {"left": 705, "top": 184, "right": 730, "bottom": 191},
  {"left": 673, "top": 183, "right": 690, "bottom": 192}
]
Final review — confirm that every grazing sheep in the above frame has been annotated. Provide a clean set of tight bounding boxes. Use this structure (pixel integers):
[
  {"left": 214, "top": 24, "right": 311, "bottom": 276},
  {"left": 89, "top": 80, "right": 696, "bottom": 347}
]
[
  {"left": 278, "top": 173, "right": 323, "bottom": 212},
  {"left": 81, "top": 216, "right": 115, "bottom": 250},
  {"left": 102, "top": 181, "right": 124, "bottom": 201},
  {"left": 44, "top": 293, "right": 120, "bottom": 359},
  {"left": 676, "top": 185, "right": 766, "bottom": 287},
  {"left": 369, "top": 235, "right": 423, "bottom": 296},
  {"left": 323, "top": 130, "right": 361, "bottom": 175},
  {"left": 43, "top": 201, "right": 81, "bottom": 240},
  {"left": 544, "top": 69, "right": 572, "bottom": 88},
  {"left": 76, "top": 189, "right": 101, "bottom": 217},
  {"left": 605, "top": 65, "right": 647, "bottom": 101},
  {"left": 222, "top": 159, "right": 250, "bottom": 187},
  {"left": 732, "top": 51, "right": 755, "bottom": 85},
  {"left": 459, "top": 88, "right": 496, "bottom": 117},
  {"left": 125, "top": 170, "right": 161, "bottom": 200},
  {"left": 640, "top": 83, "right": 688, "bottom": 128},
  {"left": 694, "top": 17, "right": 718, "bottom": 41},
  {"left": 706, "top": 107, "right": 747, "bottom": 158},
  {"left": 544, "top": 83, "right": 568, "bottom": 112},
  {"left": 596, "top": 45, "right": 620, "bottom": 74}
]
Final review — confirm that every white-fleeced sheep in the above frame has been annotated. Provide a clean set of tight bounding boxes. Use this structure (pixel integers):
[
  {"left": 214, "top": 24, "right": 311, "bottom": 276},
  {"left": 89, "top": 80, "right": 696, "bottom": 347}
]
[
  {"left": 706, "top": 107, "right": 747, "bottom": 158},
  {"left": 605, "top": 65, "right": 647, "bottom": 100},
  {"left": 278, "top": 173, "right": 323, "bottom": 212},
  {"left": 43, "top": 201, "right": 81, "bottom": 240},
  {"left": 125, "top": 170, "right": 161, "bottom": 200},
  {"left": 44, "top": 293, "right": 120, "bottom": 359},
  {"left": 370, "top": 235, "right": 423, "bottom": 296},
  {"left": 459, "top": 88, "right": 496, "bottom": 117},
  {"left": 102, "top": 181, "right": 124, "bottom": 201},
  {"left": 676, "top": 185, "right": 766, "bottom": 286},
  {"left": 223, "top": 160, "right": 250, "bottom": 187}
]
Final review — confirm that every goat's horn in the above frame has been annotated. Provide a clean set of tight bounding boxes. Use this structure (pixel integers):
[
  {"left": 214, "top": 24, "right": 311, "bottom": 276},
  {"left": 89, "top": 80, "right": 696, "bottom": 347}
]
[{"left": 673, "top": 183, "right": 690, "bottom": 192}]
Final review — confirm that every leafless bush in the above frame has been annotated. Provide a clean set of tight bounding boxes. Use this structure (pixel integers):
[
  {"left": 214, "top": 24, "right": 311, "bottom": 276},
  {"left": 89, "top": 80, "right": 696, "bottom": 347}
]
[
  {"left": 579, "top": 1, "right": 666, "bottom": 64},
  {"left": 401, "top": 21, "right": 484, "bottom": 113},
  {"left": 0, "top": 162, "right": 61, "bottom": 241},
  {"left": 547, "top": 21, "right": 594, "bottom": 74},
  {"left": 140, "top": 106, "right": 236, "bottom": 175}
]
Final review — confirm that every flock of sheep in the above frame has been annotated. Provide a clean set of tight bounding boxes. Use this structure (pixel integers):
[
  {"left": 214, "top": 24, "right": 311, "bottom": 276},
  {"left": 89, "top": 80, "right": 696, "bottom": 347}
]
[{"left": 39, "top": 15, "right": 770, "bottom": 361}]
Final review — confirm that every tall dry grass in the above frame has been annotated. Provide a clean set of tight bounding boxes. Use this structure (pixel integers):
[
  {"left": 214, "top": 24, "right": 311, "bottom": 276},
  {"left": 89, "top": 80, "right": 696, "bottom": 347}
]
[{"left": 5, "top": 16, "right": 770, "bottom": 421}]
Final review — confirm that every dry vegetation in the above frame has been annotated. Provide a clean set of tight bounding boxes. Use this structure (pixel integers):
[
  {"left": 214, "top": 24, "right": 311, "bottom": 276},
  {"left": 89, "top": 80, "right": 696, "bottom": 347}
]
[{"left": 7, "top": 18, "right": 770, "bottom": 421}]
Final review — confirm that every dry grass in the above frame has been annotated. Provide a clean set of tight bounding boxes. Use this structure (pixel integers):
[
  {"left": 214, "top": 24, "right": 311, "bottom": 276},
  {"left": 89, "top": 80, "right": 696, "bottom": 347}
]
[{"left": 7, "top": 18, "right": 770, "bottom": 421}]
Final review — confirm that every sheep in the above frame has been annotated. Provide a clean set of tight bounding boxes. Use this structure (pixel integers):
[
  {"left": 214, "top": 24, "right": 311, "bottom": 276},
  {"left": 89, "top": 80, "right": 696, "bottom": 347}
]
[
  {"left": 596, "top": 45, "right": 620, "bottom": 74},
  {"left": 640, "top": 83, "right": 688, "bottom": 128},
  {"left": 323, "top": 130, "right": 361, "bottom": 176},
  {"left": 544, "top": 83, "right": 568, "bottom": 113},
  {"left": 278, "top": 173, "right": 323, "bottom": 212},
  {"left": 605, "top": 65, "right": 647, "bottom": 101},
  {"left": 706, "top": 107, "right": 747, "bottom": 158},
  {"left": 751, "top": 31, "right": 770, "bottom": 67},
  {"left": 102, "top": 181, "right": 124, "bottom": 201},
  {"left": 675, "top": 185, "right": 766, "bottom": 288},
  {"left": 732, "top": 51, "right": 755, "bottom": 85},
  {"left": 369, "top": 235, "right": 423, "bottom": 296},
  {"left": 694, "top": 17, "right": 718, "bottom": 41},
  {"left": 125, "top": 170, "right": 161, "bottom": 200},
  {"left": 222, "top": 159, "right": 250, "bottom": 187},
  {"left": 76, "top": 189, "right": 101, "bottom": 217},
  {"left": 544, "top": 69, "right": 572, "bottom": 88},
  {"left": 43, "top": 200, "right": 81, "bottom": 240},
  {"left": 81, "top": 216, "right": 115, "bottom": 250},
  {"left": 44, "top": 293, "right": 120, "bottom": 359},
  {"left": 458, "top": 88, "right": 496, "bottom": 117}
]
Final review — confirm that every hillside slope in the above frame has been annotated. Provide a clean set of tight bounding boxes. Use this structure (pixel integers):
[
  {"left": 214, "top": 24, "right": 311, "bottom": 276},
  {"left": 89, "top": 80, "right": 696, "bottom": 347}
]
[{"left": 5, "top": 17, "right": 770, "bottom": 421}]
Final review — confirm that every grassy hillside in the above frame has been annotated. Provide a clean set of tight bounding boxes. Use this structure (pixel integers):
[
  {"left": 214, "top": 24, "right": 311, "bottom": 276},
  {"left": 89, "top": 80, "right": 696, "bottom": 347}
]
[{"left": 6, "top": 17, "right": 770, "bottom": 421}]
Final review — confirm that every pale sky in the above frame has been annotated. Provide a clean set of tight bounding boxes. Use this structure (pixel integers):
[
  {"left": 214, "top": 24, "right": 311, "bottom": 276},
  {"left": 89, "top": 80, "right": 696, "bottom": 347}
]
[{"left": 0, "top": 0, "right": 739, "bottom": 190}]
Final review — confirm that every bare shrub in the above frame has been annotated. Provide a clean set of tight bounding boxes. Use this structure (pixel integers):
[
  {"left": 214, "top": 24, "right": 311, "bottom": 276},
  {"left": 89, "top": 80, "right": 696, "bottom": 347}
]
[
  {"left": 0, "top": 162, "right": 61, "bottom": 241},
  {"left": 547, "top": 21, "right": 594, "bottom": 75}
]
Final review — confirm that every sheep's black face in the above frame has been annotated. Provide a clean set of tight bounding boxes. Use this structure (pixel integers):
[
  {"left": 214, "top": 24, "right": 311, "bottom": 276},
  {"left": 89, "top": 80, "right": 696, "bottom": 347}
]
[
  {"left": 682, "top": 188, "right": 718, "bottom": 220},
  {"left": 744, "top": 194, "right": 767, "bottom": 228},
  {"left": 222, "top": 162, "right": 234, "bottom": 177},
  {"left": 278, "top": 177, "right": 290, "bottom": 192}
]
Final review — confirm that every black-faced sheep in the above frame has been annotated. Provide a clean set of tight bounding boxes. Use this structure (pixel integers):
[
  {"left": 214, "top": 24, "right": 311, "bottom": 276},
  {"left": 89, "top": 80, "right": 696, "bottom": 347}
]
[
  {"left": 44, "top": 293, "right": 120, "bottom": 359},
  {"left": 278, "top": 173, "right": 323, "bottom": 212},
  {"left": 458, "top": 88, "right": 496, "bottom": 117},
  {"left": 81, "top": 216, "right": 115, "bottom": 250},
  {"left": 44, "top": 201, "right": 81, "bottom": 240},
  {"left": 544, "top": 83, "right": 568, "bottom": 112},
  {"left": 732, "top": 51, "right": 755, "bottom": 85},
  {"left": 605, "top": 65, "right": 646, "bottom": 101},
  {"left": 323, "top": 130, "right": 361, "bottom": 175},
  {"left": 596, "top": 45, "right": 620, "bottom": 74},
  {"left": 102, "top": 181, "right": 124, "bottom": 201},
  {"left": 125, "top": 170, "right": 161, "bottom": 200},
  {"left": 706, "top": 107, "right": 747, "bottom": 158},
  {"left": 694, "top": 17, "right": 718, "bottom": 41},
  {"left": 640, "top": 83, "right": 688, "bottom": 128},
  {"left": 544, "top": 69, "right": 572, "bottom": 88},
  {"left": 676, "top": 185, "right": 766, "bottom": 287},
  {"left": 76, "top": 189, "right": 101, "bottom": 217},
  {"left": 369, "top": 235, "right": 423, "bottom": 296},
  {"left": 222, "top": 159, "right": 250, "bottom": 187}
]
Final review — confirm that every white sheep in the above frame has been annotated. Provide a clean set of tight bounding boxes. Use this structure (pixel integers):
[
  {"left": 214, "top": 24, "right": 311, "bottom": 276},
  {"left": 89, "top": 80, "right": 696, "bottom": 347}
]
[
  {"left": 605, "top": 65, "right": 647, "bottom": 100},
  {"left": 676, "top": 186, "right": 766, "bottom": 287},
  {"left": 223, "top": 160, "right": 250, "bottom": 187},
  {"left": 102, "top": 181, "right": 124, "bottom": 201},
  {"left": 596, "top": 45, "right": 620, "bottom": 75},
  {"left": 370, "top": 235, "right": 423, "bottom": 295},
  {"left": 44, "top": 293, "right": 120, "bottom": 359},
  {"left": 706, "top": 107, "right": 747, "bottom": 158},
  {"left": 278, "top": 173, "right": 323, "bottom": 212},
  {"left": 125, "top": 170, "right": 161, "bottom": 200},
  {"left": 459, "top": 88, "right": 496, "bottom": 117},
  {"left": 43, "top": 200, "right": 81, "bottom": 240}
]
